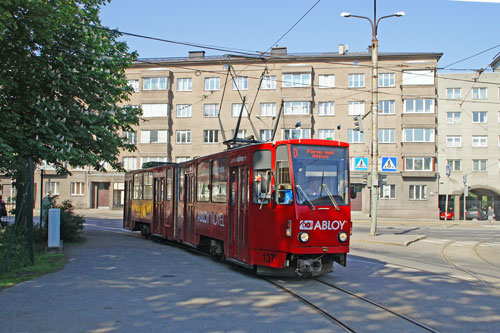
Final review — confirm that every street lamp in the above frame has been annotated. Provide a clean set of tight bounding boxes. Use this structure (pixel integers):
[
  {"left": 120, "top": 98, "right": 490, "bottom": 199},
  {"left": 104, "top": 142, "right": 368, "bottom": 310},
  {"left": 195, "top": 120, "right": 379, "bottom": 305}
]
[{"left": 341, "top": 3, "right": 405, "bottom": 236}]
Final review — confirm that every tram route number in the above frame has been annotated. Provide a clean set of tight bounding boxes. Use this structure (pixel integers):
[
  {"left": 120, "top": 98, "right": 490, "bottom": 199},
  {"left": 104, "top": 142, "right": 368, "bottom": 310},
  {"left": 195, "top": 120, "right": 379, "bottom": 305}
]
[{"left": 262, "top": 252, "right": 275, "bottom": 264}]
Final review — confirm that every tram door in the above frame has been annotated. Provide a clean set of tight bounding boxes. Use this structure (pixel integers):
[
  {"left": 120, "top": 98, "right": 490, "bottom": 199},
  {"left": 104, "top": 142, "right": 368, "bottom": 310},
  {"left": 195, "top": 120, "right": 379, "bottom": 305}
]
[
  {"left": 153, "top": 177, "right": 165, "bottom": 236},
  {"left": 229, "top": 166, "right": 249, "bottom": 262},
  {"left": 184, "top": 173, "right": 196, "bottom": 244}
]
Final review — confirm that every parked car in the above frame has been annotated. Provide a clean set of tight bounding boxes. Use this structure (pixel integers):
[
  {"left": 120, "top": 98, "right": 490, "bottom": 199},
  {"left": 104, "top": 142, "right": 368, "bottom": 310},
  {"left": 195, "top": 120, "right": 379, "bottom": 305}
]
[
  {"left": 440, "top": 210, "right": 454, "bottom": 220},
  {"left": 466, "top": 208, "right": 486, "bottom": 220}
]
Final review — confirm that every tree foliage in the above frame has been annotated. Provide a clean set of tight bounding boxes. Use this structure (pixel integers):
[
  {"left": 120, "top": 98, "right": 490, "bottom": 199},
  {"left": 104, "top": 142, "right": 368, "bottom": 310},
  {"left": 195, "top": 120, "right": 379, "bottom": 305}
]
[{"left": 0, "top": 0, "right": 140, "bottom": 175}]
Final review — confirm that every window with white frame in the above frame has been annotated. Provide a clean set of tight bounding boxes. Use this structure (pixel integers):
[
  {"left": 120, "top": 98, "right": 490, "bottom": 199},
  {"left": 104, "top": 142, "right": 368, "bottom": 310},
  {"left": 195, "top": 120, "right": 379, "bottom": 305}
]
[
  {"left": 404, "top": 99, "right": 434, "bottom": 113},
  {"left": 283, "top": 128, "right": 310, "bottom": 140},
  {"left": 176, "top": 156, "right": 190, "bottom": 163},
  {"left": 176, "top": 104, "right": 192, "bottom": 118},
  {"left": 177, "top": 78, "right": 192, "bottom": 91},
  {"left": 403, "top": 128, "right": 435, "bottom": 142},
  {"left": 348, "top": 73, "right": 365, "bottom": 88},
  {"left": 447, "top": 159, "right": 461, "bottom": 171},
  {"left": 260, "top": 103, "right": 276, "bottom": 117},
  {"left": 45, "top": 181, "right": 60, "bottom": 195},
  {"left": 203, "top": 130, "right": 219, "bottom": 143},
  {"left": 318, "top": 74, "right": 335, "bottom": 88},
  {"left": 232, "top": 103, "right": 249, "bottom": 117},
  {"left": 318, "top": 102, "right": 335, "bottom": 116},
  {"left": 176, "top": 130, "right": 191, "bottom": 144},
  {"left": 378, "top": 128, "right": 395, "bottom": 143},
  {"left": 143, "top": 77, "right": 168, "bottom": 90},
  {"left": 446, "top": 135, "right": 461, "bottom": 147},
  {"left": 123, "top": 131, "right": 137, "bottom": 144},
  {"left": 446, "top": 112, "right": 461, "bottom": 124},
  {"left": 142, "top": 104, "right": 169, "bottom": 117},
  {"left": 348, "top": 129, "right": 364, "bottom": 143},
  {"left": 409, "top": 185, "right": 427, "bottom": 200},
  {"left": 472, "top": 111, "right": 487, "bottom": 123},
  {"left": 472, "top": 135, "right": 487, "bottom": 147},
  {"left": 284, "top": 101, "right": 310, "bottom": 115},
  {"left": 231, "top": 129, "right": 247, "bottom": 139},
  {"left": 405, "top": 157, "right": 433, "bottom": 171},
  {"left": 261, "top": 76, "right": 276, "bottom": 89},
  {"left": 232, "top": 76, "right": 248, "bottom": 90},
  {"left": 70, "top": 182, "right": 85, "bottom": 196},
  {"left": 127, "top": 79, "right": 139, "bottom": 92},
  {"left": 203, "top": 104, "right": 219, "bottom": 117},
  {"left": 141, "top": 157, "right": 168, "bottom": 166},
  {"left": 379, "top": 100, "right": 395, "bottom": 115},
  {"left": 123, "top": 157, "right": 138, "bottom": 170},
  {"left": 472, "top": 159, "right": 487, "bottom": 171},
  {"left": 348, "top": 101, "right": 365, "bottom": 115},
  {"left": 402, "top": 70, "right": 434, "bottom": 85},
  {"left": 318, "top": 129, "right": 335, "bottom": 140},
  {"left": 379, "top": 184, "right": 396, "bottom": 199},
  {"left": 472, "top": 87, "right": 487, "bottom": 99},
  {"left": 260, "top": 129, "right": 272, "bottom": 141},
  {"left": 204, "top": 77, "right": 220, "bottom": 91},
  {"left": 141, "top": 130, "right": 168, "bottom": 144},
  {"left": 282, "top": 73, "right": 311, "bottom": 87},
  {"left": 379, "top": 73, "right": 395, "bottom": 87},
  {"left": 446, "top": 88, "right": 461, "bottom": 99}
]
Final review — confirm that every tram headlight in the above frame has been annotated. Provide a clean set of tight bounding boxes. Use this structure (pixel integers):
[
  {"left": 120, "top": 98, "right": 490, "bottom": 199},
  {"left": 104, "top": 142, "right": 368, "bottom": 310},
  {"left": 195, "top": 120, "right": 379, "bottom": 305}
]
[
  {"left": 298, "top": 231, "right": 310, "bottom": 243},
  {"left": 338, "top": 231, "right": 348, "bottom": 243}
]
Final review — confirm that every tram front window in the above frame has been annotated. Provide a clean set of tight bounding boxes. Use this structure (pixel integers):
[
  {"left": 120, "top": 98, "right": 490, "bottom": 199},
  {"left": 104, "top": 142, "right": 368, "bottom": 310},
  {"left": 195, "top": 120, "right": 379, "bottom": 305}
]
[{"left": 291, "top": 145, "right": 349, "bottom": 206}]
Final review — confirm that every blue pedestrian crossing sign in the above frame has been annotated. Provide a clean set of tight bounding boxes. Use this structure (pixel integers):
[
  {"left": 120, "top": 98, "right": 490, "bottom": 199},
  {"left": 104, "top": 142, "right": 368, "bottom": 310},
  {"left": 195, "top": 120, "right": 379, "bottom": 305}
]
[
  {"left": 381, "top": 157, "right": 397, "bottom": 172},
  {"left": 353, "top": 157, "right": 368, "bottom": 171}
]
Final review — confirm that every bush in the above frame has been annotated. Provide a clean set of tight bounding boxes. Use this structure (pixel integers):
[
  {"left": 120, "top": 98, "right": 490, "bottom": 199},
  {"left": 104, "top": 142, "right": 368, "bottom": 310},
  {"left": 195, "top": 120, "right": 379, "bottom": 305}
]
[
  {"left": 0, "top": 225, "right": 32, "bottom": 272},
  {"left": 35, "top": 200, "right": 84, "bottom": 243}
]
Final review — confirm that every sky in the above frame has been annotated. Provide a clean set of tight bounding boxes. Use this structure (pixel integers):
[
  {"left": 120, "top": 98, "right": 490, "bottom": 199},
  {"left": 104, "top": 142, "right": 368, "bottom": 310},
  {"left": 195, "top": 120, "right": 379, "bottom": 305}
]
[{"left": 99, "top": 0, "right": 500, "bottom": 72}]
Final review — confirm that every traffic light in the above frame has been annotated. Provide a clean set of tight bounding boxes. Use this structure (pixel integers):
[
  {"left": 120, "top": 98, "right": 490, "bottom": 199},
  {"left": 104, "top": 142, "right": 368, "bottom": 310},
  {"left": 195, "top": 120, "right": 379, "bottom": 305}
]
[
  {"left": 378, "top": 174, "right": 387, "bottom": 186},
  {"left": 353, "top": 116, "right": 364, "bottom": 132}
]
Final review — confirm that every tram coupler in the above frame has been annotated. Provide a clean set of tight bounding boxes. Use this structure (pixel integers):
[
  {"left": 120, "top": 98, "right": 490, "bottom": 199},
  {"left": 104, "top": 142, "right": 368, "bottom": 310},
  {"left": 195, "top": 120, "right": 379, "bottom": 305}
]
[{"left": 297, "top": 259, "right": 322, "bottom": 276}]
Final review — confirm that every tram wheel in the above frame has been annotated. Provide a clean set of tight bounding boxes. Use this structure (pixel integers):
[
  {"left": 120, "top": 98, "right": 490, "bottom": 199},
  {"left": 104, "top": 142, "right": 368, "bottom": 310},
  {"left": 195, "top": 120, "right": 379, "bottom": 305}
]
[{"left": 140, "top": 224, "right": 151, "bottom": 238}]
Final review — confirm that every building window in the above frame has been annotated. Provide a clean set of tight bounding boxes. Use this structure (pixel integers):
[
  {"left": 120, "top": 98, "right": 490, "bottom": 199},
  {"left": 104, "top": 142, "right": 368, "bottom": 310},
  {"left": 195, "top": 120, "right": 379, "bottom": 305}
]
[
  {"left": 176, "top": 156, "right": 190, "bottom": 163},
  {"left": 378, "top": 128, "right": 395, "bottom": 143},
  {"left": 283, "top": 73, "right": 311, "bottom": 87},
  {"left": 127, "top": 79, "right": 139, "bottom": 92},
  {"left": 70, "top": 182, "right": 85, "bottom": 196},
  {"left": 472, "top": 135, "right": 487, "bottom": 147},
  {"left": 348, "top": 129, "right": 364, "bottom": 143},
  {"left": 283, "top": 128, "right": 310, "bottom": 140},
  {"left": 260, "top": 129, "right": 272, "bottom": 141},
  {"left": 404, "top": 99, "right": 434, "bottom": 113},
  {"left": 409, "top": 185, "right": 427, "bottom": 200},
  {"left": 472, "top": 111, "right": 487, "bottom": 123},
  {"left": 45, "top": 181, "right": 60, "bottom": 195},
  {"left": 318, "top": 102, "right": 335, "bottom": 116},
  {"left": 141, "top": 157, "right": 168, "bottom": 166},
  {"left": 447, "top": 159, "right": 461, "bottom": 171},
  {"left": 405, "top": 157, "right": 433, "bottom": 171},
  {"left": 231, "top": 129, "right": 247, "bottom": 139},
  {"left": 379, "top": 100, "right": 395, "bottom": 115},
  {"left": 472, "top": 159, "right": 487, "bottom": 171},
  {"left": 318, "top": 74, "right": 335, "bottom": 88},
  {"left": 176, "top": 104, "right": 192, "bottom": 118},
  {"left": 176, "top": 130, "right": 191, "bottom": 144},
  {"left": 318, "top": 129, "right": 335, "bottom": 140},
  {"left": 205, "top": 77, "right": 220, "bottom": 91},
  {"left": 260, "top": 103, "right": 276, "bottom": 117},
  {"left": 446, "top": 136, "right": 461, "bottom": 147},
  {"left": 141, "top": 130, "right": 168, "bottom": 144},
  {"left": 143, "top": 77, "right": 168, "bottom": 90},
  {"left": 446, "top": 112, "right": 461, "bottom": 124},
  {"left": 261, "top": 76, "right": 276, "bottom": 89},
  {"left": 472, "top": 87, "right": 487, "bottom": 100},
  {"left": 177, "top": 78, "right": 192, "bottom": 91},
  {"left": 379, "top": 184, "right": 396, "bottom": 199},
  {"left": 124, "top": 131, "right": 137, "bottom": 144},
  {"left": 203, "top": 104, "right": 219, "bottom": 117},
  {"left": 142, "top": 104, "right": 169, "bottom": 117},
  {"left": 123, "top": 157, "right": 138, "bottom": 170},
  {"left": 403, "top": 128, "right": 434, "bottom": 142},
  {"left": 379, "top": 73, "right": 395, "bottom": 87},
  {"left": 446, "top": 88, "right": 461, "bottom": 99},
  {"left": 203, "top": 130, "right": 219, "bottom": 143},
  {"left": 348, "top": 101, "right": 365, "bottom": 116},
  {"left": 232, "top": 76, "right": 248, "bottom": 90},
  {"left": 232, "top": 103, "right": 249, "bottom": 117},
  {"left": 284, "top": 101, "right": 310, "bottom": 115},
  {"left": 348, "top": 73, "right": 365, "bottom": 88}
]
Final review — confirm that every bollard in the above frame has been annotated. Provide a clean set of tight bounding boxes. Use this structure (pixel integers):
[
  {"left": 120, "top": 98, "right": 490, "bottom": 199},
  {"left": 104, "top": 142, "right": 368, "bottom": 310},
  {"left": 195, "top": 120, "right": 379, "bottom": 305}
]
[{"left": 48, "top": 208, "right": 61, "bottom": 249}]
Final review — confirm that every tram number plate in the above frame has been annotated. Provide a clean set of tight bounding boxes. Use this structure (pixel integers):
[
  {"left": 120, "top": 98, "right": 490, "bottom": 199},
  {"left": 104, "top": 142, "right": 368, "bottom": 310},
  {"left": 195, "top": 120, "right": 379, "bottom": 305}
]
[{"left": 262, "top": 253, "right": 275, "bottom": 264}]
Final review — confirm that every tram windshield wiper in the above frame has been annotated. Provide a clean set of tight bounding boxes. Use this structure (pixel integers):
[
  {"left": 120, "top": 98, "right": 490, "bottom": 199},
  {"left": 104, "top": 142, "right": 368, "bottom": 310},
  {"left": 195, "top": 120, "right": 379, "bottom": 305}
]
[
  {"left": 295, "top": 184, "right": 315, "bottom": 210},
  {"left": 321, "top": 184, "right": 340, "bottom": 211}
]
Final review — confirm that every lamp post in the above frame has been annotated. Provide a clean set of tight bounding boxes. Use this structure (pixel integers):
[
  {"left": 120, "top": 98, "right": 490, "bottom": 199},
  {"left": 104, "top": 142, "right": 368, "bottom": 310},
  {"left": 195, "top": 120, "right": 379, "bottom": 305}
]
[{"left": 341, "top": 2, "right": 405, "bottom": 236}]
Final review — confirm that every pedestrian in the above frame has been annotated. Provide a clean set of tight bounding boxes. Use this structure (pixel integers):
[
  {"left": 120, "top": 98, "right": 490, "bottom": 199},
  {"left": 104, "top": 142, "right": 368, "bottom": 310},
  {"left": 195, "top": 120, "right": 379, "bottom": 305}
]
[{"left": 487, "top": 206, "right": 495, "bottom": 225}]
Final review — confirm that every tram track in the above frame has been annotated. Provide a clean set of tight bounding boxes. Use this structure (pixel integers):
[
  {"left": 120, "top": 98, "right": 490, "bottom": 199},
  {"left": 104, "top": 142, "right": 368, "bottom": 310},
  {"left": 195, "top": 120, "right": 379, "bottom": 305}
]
[{"left": 472, "top": 237, "right": 500, "bottom": 269}]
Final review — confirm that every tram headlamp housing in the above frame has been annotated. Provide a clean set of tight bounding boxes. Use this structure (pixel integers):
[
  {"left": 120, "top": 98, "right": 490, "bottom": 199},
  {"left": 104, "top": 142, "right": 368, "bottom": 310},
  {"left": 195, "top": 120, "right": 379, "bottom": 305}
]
[
  {"left": 298, "top": 231, "right": 310, "bottom": 243},
  {"left": 338, "top": 231, "right": 348, "bottom": 243}
]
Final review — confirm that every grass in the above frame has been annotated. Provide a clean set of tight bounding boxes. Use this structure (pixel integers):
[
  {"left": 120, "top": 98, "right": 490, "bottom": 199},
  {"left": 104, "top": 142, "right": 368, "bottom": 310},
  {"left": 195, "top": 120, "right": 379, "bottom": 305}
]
[{"left": 0, "top": 251, "right": 67, "bottom": 290}]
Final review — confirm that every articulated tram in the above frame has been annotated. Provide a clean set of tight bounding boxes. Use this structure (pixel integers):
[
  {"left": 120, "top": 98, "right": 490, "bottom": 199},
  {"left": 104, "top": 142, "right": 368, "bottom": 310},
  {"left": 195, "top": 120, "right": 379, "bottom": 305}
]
[{"left": 123, "top": 139, "right": 354, "bottom": 276}]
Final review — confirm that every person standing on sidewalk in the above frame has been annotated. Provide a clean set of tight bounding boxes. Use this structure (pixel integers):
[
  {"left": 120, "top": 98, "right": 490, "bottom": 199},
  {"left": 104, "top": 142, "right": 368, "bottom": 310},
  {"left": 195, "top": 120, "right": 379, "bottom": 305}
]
[{"left": 487, "top": 206, "right": 495, "bottom": 225}]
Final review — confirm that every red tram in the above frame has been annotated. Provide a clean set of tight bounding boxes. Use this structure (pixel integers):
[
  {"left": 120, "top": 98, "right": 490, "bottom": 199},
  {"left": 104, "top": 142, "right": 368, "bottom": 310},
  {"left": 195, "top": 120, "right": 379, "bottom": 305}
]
[{"left": 123, "top": 139, "right": 354, "bottom": 276}]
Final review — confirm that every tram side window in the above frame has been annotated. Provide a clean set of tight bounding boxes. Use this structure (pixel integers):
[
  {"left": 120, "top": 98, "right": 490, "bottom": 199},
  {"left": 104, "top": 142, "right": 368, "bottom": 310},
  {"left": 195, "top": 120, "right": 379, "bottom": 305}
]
[
  {"left": 253, "top": 150, "right": 272, "bottom": 204},
  {"left": 144, "top": 172, "right": 153, "bottom": 200},
  {"left": 179, "top": 167, "right": 185, "bottom": 201},
  {"left": 212, "top": 158, "right": 228, "bottom": 203},
  {"left": 166, "top": 168, "right": 173, "bottom": 201},
  {"left": 133, "top": 174, "right": 143, "bottom": 200},
  {"left": 276, "top": 145, "right": 293, "bottom": 205},
  {"left": 197, "top": 161, "right": 210, "bottom": 202}
]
